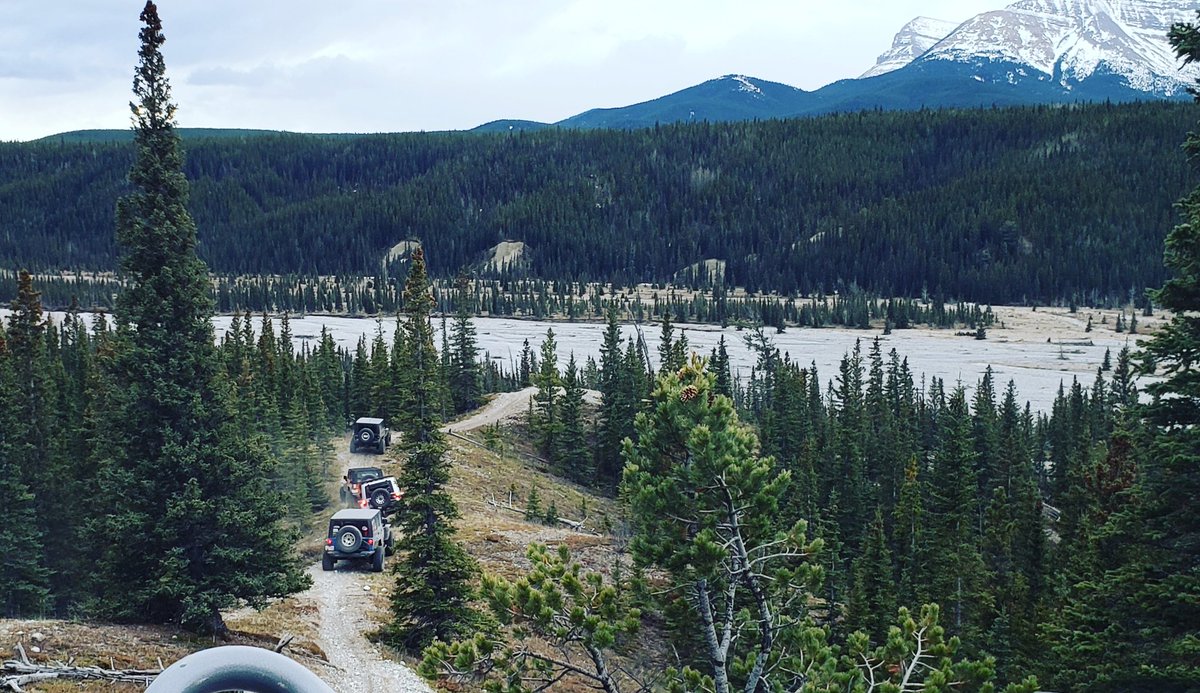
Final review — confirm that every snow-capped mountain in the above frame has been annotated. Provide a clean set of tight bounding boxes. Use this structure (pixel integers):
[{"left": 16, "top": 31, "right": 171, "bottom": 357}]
[
  {"left": 890, "top": 0, "right": 1198, "bottom": 95},
  {"left": 474, "top": 0, "right": 1198, "bottom": 130},
  {"left": 861, "top": 17, "right": 962, "bottom": 78}
]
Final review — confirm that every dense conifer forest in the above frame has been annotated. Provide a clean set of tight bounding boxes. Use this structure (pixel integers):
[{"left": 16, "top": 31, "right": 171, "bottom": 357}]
[{"left": 1, "top": 101, "right": 1195, "bottom": 305}]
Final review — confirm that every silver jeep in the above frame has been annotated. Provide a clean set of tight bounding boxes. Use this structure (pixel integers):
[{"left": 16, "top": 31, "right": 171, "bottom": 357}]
[{"left": 322, "top": 508, "right": 393, "bottom": 572}]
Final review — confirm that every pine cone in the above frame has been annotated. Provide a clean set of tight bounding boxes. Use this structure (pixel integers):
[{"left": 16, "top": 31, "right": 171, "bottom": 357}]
[{"left": 680, "top": 385, "right": 699, "bottom": 402}]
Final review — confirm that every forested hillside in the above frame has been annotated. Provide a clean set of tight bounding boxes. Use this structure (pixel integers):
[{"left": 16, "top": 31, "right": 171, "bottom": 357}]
[{"left": 2, "top": 101, "right": 1194, "bottom": 304}]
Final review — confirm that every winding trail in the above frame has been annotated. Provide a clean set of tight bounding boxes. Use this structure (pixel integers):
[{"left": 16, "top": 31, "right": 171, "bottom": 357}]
[
  {"left": 307, "top": 563, "right": 430, "bottom": 693},
  {"left": 442, "top": 386, "right": 600, "bottom": 434}
]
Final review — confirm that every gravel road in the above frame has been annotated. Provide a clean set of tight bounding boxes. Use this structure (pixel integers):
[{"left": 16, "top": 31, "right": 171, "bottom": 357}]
[
  {"left": 308, "top": 563, "right": 431, "bottom": 693},
  {"left": 443, "top": 386, "right": 600, "bottom": 433}
]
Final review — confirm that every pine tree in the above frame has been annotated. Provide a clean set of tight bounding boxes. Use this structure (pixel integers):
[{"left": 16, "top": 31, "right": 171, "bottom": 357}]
[
  {"left": 594, "top": 309, "right": 636, "bottom": 488},
  {"left": 449, "top": 278, "right": 483, "bottom": 413},
  {"left": 531, "top": 328, "right": 562, "bottom": 461},
  {"left": 88, "top": 2, "right": 308, "bottom": 635},
  {"left": 387, "top": 248, "right": 479, "bottom": 652},
  {"left": 5, "top": 271, "right": 71, "bottom": 610},
  {"left": 926, "top": 387, "right": 987, "bottom": 642},
  {"left": 524, "top": 483, "right": 543, "bottom": 522},
  {"left": 847, "top": 507, "right": 897, "bottom": 643},
  {"left": 622, "top": 356, "right": 822, "bottom": 693},
  {"left": 0, "top": 323, "right": 51, "bottom": 616},
  {"left": 711, "top": 335, "right": 733, "bottom": 398},
  {"left": 893, "top": 456, "right": 926, "bottom": 608},
  {"left": 557, "top": 353, "right": 591, "bottom": 484}
]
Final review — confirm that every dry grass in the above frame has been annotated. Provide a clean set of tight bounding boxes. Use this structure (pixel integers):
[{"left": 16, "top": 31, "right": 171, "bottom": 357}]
[{"left": 0, "top": 618, "right": 282, "bottom": 692}]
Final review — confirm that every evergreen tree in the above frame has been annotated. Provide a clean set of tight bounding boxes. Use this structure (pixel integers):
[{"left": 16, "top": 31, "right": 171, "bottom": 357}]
[
  {"left": 622, "top": 356, "right": 822, "bottom": 692},
  {"left": 893, "top": 456, "right": 927, "bottom": 608},
  {"left": 557, "top": 353, "right": 591, "bottom": 484},
  {"left": 710, "top": 335, "right": 733, "bottom": 398},
  {"left": 531, "top": 328, "right": 562, "bottom": 461},
  {"left": 0, "top": 323, "right": 51, "bottom": 616},
  {"left": 348, "top": 335, "right": 371, "bottom": 417},
  {"left": 387, "top": 248, "right": 479, "bottom": 652},
  {"left": 847, "top": 507, "right": 897, "bottom": 643},
  {"left": 88, "top": 2, "right": 308, "bottom": 635},
  {"left": 5, "top": 271, "right": 70, "bottom": 609},
  {"left": 594, "top": 309, "right": 636, "bottom": 489},
  {"left": 926, "top": 387, "right": 987, "bottom": 642},
  {"left": 449, "top": 277, "right": 483, "bottom": 414}
]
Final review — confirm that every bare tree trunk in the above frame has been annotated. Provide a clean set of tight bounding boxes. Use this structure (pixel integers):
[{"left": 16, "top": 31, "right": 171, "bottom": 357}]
[{"left": 693, "top": 579, "right": 731, "bottom": 693}]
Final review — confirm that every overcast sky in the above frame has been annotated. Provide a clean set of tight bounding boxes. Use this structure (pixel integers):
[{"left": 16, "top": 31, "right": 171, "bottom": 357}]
[{"left": 1, "top": 0, "right": 1004, "bottom": 141}]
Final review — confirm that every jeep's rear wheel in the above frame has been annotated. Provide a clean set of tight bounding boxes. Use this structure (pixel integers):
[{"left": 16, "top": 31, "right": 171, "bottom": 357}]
[
  {"left": 322, "top": 554, "right": 335, "bottom": 571},
  {"left": 335, "top": 526, "right": 363, "bottom": 553},
  {"left": 372, "top": 546, "right": 385, "bottom": 572}
]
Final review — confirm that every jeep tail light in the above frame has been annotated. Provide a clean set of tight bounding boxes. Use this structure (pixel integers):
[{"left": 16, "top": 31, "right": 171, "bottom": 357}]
[
  {"left": 392, "top": 492, "right": 402, "bottom": 500},
  {"left": 358, "top": 499, "right": 368, "bottom": 508},
  {"left": 366, "top": 538, "right": 374, "bottom": 546},
  {"left": 325, "top": 538, "right": 332, "bottom": 545}
]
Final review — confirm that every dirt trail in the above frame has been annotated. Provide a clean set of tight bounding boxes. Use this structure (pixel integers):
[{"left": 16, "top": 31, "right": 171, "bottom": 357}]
[
  {"left": 305, "top": 564, "right": 429, "bottom": 693},
  {"left": 312, "top": 443, "right": 427, "bottom": 692},
  {"left": 443, "top": 386, "right": 600, "bottom": 433},
  {"left": 443, "top": 386, "right": 538, "bottom": 433}
]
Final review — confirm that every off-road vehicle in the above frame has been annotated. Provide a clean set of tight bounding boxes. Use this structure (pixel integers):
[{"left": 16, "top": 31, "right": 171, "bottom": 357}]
[
  {"left": 322, "top": 508, "right": 393, "bottom": 572},
  {"left": 357, "top": 476, "right": 403, "bottom": 516},
  {"left": 340, "top": 466, "right": 383, "bottom": 506},
  {"left": 350, "top": 417, "right": 391, "bottom": 454}
]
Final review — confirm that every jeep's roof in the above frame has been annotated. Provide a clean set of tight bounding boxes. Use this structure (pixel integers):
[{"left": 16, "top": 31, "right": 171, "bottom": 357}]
[
  {"left": 331, "top": 509, "right": 381, "bottom": 521},
  {"left": 354, "top": 417, "right": 384, "bottom": 425}
]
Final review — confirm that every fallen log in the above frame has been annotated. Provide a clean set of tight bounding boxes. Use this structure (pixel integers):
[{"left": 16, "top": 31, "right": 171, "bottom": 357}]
[
  {"left": 2, "top": 658, "right": 160, "bottom": 691},
  {"left": 485, "top": 496, "right": 595, "bottom": 533}
]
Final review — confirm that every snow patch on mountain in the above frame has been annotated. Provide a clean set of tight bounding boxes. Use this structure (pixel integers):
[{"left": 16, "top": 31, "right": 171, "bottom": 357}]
[
  {"left": 727, "top": 74, "right": 765, "bottom": 97},
  {"left": 861, "top": 16, "right": 961, "bottom": 78},
  {"left": 919, "top": 0, "right": 1199, "bottom": 95}
]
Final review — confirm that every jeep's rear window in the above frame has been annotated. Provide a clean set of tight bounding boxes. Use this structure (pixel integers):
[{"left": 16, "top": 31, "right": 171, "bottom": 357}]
[{"left": 349, "top": 469, "right": 382, "bottom": 483}]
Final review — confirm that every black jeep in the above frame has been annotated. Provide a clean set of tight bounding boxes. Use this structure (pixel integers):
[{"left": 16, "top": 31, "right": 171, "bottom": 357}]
[
  {"left": 340, "top": 466, "right": 383, "bottom": 506},
  {"left": 322, "top": 508, "right": 393, "bottom": 572},
  {"left": 350, "top": 417, "right": 391, "bottom": 454}
]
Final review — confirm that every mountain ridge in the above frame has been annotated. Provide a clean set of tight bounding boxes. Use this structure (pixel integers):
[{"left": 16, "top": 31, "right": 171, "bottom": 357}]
[{"left": 482, "top": 0, "right": 1199, "bottom": 131}]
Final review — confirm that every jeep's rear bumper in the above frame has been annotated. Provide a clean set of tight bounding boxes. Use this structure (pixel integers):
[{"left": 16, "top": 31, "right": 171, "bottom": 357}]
[{"left": 325, "top": 547, "right": 378, "bottom": 560}]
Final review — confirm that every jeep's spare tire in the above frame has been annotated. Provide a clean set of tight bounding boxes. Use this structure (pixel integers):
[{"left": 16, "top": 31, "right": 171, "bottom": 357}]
[
  {"left": 359, "top": 428, "right": 374, "bottom": 443},
  {"left": 335, "top": 525, "right": 363, "bottom": 553},
  {"left": 370, "top": 488, "right": 389, "bottom": 509}
]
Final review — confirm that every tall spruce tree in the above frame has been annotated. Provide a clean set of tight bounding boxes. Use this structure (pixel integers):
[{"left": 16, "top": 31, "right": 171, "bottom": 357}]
[
  {"left": 556, "top": 353, "right": 591, "bottom": 484},
  {"left": 531, "top": 328, "right": 562, "bottom": 461},
  {"left": 449, "top": 277, "right": 483, "bottom": 414},
  {"left": 87, "top": 1, "right": 308, "bottom": 635},
  {"left": 594, "top": 308, "right": 636, "bottom": 489},
  {"left": 5, "top": 272, "right": 69, "bottom": 610},
  {"left": 0, "top": 322, "right": 51, "bottom": 616},
  {"left": 387, "top": 248, "right": 479, "bottom": 652}
]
